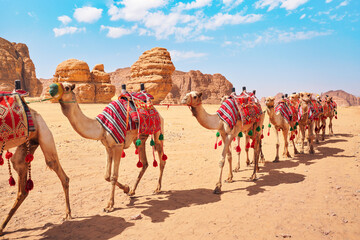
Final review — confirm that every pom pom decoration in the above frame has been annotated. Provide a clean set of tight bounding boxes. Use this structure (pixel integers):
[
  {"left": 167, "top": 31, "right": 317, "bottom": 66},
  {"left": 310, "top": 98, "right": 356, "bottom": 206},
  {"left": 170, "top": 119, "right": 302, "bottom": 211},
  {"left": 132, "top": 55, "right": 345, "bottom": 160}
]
[
  {"left": 238, "top": 132, "right": 243, "bottom": 138},
  {"left": 295, "top": 130, "right": 298, "bottom": 135},
  {"left": 25, "top": 179, "right": 34, "bottom": 192},
  {"left": 290, "top": 127, "right": 293, "bottom": 131},
  {"left": 218, "top": 140, "right": 222, "bottom": 146},
  {"left": 267, "top": 132, "right": 270, "bottom": 136},
  {"left": 153, "top": 160, "right": 158, "bottom": 167},
  {"left": 248, "top": 130, "right": 253, "bottom": 136},
  {"left": 135, "top": 139, "right": 142, "bottom": 146},
  {"left": 250, "top": 140, "right": 255, "bottom": 148},
  {"left": 0, "top": 155, "right": 4, "bottom": 166},
  {"left": 150, "top": 139, "right": 155, "bottom": 146},
  {"left": 9, "top": 176, "right": 16, "bottom": 186},
  {"left": 162, "top": 154, "right": 168, "bottom": 161},
  {"left": 5, "top": 151, "right": 13, "bottom": 159},
  {"left": 137, "top": 160, "right": 143, "bottom": 168},
  {"left": 256, "top": 126, "right": 261, "bottom": 132},
  {"left": 135, "top": 148, "right": 139, "bottom": 155},
  {"left": 262, "top": 125, "right": 265, "bottom": 129},
  {"left": 122, "top": 151, "right": 126, "bottom": 158},
  {"left": 268, "top": 123, "right": 271, "bottom": 128},
  {"left": 214, "top": 143, "right": 217, "bottom": 150},
  {"left": 261, "top": 134, "right": 264, "bottom": 139},
  {"left": 25, "top": 153, "right": 34, "bottom": 163},
  {"left": 159, "top": 133, "right": 164, "bottom": 141},
  {"left": 246, "top": 142, "right": 250, "bottom": 149},
  {"left": 216, "top": 132, "right": 220, "bottom": 137},
  {"left": 335, "top": 116, "right": 337, "bottom": 119},
  {"left": 236, "top": 145, "right": 241, "bottom": 153},
  {"left": 305, "top": 125, "right": 308, "bottom": 130}
]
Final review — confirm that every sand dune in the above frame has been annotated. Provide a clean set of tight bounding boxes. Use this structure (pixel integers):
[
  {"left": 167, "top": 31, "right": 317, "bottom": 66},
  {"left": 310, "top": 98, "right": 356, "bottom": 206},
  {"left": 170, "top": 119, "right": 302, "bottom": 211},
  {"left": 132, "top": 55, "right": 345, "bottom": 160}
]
[{"left": 1, "top": 103, "right": 359, "bottom": 240}]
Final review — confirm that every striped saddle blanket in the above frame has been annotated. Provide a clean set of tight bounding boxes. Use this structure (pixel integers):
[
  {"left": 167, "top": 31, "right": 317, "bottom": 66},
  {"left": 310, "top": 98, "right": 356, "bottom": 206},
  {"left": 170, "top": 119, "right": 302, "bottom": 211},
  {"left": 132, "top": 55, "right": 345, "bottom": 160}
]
[
  {"left": 217, "top": 98, "right": 239, "bottom": 129},
  {"left": 275, "top": 100, "right": 293, "bottom": 123},
  {"left": 0, "top": 92, "right": 35, "bottom": 142},
  {"left": 298, "top": 102, "right": 318, "bottom": 121}
]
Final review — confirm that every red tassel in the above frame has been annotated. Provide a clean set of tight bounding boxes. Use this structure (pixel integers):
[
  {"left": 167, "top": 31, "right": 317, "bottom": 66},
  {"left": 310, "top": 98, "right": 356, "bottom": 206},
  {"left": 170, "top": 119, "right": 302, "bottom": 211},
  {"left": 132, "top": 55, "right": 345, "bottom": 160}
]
[
  {"left": 25, "top": 153, "right": 34, "bottom": 163},
  {"left": 306, "top": 125, "right": 308, "bottom": 130},
  {"left": 162, "top": 154, "right": 168, "bottom": 161},
  {"left": 5, "top": 151, "right": 13, "bottom": 159},
  {"left": 122, "top": 151, "right": 126, "bottom": 158},
  {"left": 135, "top": 148, "right": 138, "bottom": 155},
  {"left": 335, "top": 116, "right": 337, "bottom": 119},
  {"left": 278, "top": 128, "right": 281, "bottom": 131},
  {"left": 0, "top": 155, "right": 3, "bottom": 165},
  {"left": 233, "top": 137, "right": 236, "bottom": 142},
  {"left": 153, "top": 160, "right": 158, "bottom": 167},
  {"left": 261, "top": 134, "right": 264, "bottom": 139},
  {"left": 267, "top": 131, "right": 270, "bottom": 136},
  {"left": 251, "top": 140, "right": 255, "bottom": 148},
  {"left": 9, "top": 176, "right": 15, "bottom": 186},
  {"left": 295, "top": 130, "right": 298, "bottom": 135},
  {"left": 137, "top": 160, "right": 143, "bottom": 168},
  {"left": 246, "top": 142, "right": 250, "bottom": 148},
  {"left": 218, "top": 140, "right": 222, "bottom": 146},
  {"left": 25, "top": 179, "right": 33, "bottom": 192},
  {"left": 214, "top": 143, "right": 217, "bottom": 149},
  {"left": 236, "top": 145, "right": 241, "bottom": 152}
]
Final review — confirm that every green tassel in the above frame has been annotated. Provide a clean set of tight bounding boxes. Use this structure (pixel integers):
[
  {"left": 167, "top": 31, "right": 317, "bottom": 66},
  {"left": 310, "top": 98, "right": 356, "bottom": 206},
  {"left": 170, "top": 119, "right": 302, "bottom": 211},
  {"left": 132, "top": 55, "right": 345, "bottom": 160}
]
[
  {"left": 248, "top": 130, "right": 253, "bottom": 136},
  {"left": 295, "top": 122, "right": 299, "bottom": 126},
  {"left": 216, "top": 132, "right": 220, "bottom": 137},
  {"left": 335, "top": 111, "right": 337, "bottom": 114},
  {"left": 150, "top": 139, "right": 155, "bottom": 146},
  {"left": 294, "top": 125, "right": 297, "bottom": 130},
  {"left": 262, "top": 125, "right": 264, "bottom": 129},
  {"left": 238, "top": 132, "right": 243, "bottom": 138},
  {"left": 159, "top": 133, "right": 164, "bottom": 141},
  {"left": 256, "top": 126, "right": 261, "bottom": 132},
  {"left": 268, "top": 123, "right": 271, "bottom": 128},
  {"left": 136, "top": 139, "right": 142, "bottom": 146},
  {"left": 290, "top": 127, "right": 293, "bottom": 131}
]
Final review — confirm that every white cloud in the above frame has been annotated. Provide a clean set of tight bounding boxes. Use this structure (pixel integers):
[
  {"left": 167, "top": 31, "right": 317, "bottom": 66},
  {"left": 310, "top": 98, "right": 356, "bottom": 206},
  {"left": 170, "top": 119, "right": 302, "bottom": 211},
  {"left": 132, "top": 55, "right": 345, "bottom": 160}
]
[
  {"left": 195, "top": 35, "right": 214, "bottom": 41},
  {"left": 169, "top": 50, "right": 207, "bottom": 61},
  {"left": 325, "top": 0, "right": 332, "bottom": 3},
  {"left": 108, "top": 0, "right": 167, "bottom": 21},
  {"left": 53, "top": 27, "right": 86, "bottom": 37},
  {"left": 74, "top": 6, "right": 103, "bottom": 23},
  {"left": 205, "top": 13, "right": 262, "bottom": 30},
  {"left": 236, "top": 28, "right": 333, "bottom": 48},
  {"left": 300, "top": 13, "right": 306, "bottom": 19},
  {"left": 255, "top": 0, "right": 308, "bottom": 11},
  {"left": 336, "top": 0, "right": 349, "bottom": 8},
  {"left": 176, "top": 0, "right": 212, "bottom": 10},
  {"left": 58, "top": 15, "right": 72, "bottom": 25},
  {"left": 100, "top": 25, "right": 136, "bottom": 38}
]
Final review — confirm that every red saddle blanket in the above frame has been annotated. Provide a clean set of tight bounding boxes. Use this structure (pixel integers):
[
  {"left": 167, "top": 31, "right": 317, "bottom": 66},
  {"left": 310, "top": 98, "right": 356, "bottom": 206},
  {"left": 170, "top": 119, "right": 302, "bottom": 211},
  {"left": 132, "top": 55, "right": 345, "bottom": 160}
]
[
  {"left": 132, "top": 98, "right": 161, "bottom": 135},
  {"left": 234, "top": 93, "right": 262, "bottom": 126},
  {"left": 0, "top": 92, "right": 34, "bottom": 142},
  {"left": 275, "top": 100, "right": 293, "bottom": 124}
]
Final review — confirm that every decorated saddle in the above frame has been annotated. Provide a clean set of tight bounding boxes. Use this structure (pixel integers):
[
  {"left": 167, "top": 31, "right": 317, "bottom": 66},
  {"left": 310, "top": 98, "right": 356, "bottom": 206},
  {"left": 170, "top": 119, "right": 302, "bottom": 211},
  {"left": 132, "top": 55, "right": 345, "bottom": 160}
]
[
  {"left": 275, "top": 99, "right": 293, "bottom": 124},
  {"left": 217, "top": 92, "right": 262, "bottom": 128},
  {"left": 0, "top": 92, "right": 35, "bottom": 142},
  {"left": 309, "top": 100, "right": 323, "bottom": 121}
]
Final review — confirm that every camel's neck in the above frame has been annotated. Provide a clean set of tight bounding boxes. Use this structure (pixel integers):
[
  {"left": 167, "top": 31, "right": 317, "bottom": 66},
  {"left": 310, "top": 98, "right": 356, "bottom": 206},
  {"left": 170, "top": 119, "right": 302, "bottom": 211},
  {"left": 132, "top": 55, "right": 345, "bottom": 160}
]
[
  {"left": 60, "top": 102, "right": 104, "bottom": 140},
  {"left": 191, "top": 105, "right": 221, "bottom": 130},
  {"left": 266, "top": 106, "right": 278, "bottom": 123}
]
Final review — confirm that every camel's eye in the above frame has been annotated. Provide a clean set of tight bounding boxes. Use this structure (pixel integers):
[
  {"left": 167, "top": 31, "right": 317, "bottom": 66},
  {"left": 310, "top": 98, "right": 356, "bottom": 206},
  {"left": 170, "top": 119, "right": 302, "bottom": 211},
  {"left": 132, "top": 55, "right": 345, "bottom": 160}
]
[
  {"left": 65, "top": 86, "right": 70, "bottom": 91},
  {"left": 194, "top": 96, "right": 197, "bottom": 99}
]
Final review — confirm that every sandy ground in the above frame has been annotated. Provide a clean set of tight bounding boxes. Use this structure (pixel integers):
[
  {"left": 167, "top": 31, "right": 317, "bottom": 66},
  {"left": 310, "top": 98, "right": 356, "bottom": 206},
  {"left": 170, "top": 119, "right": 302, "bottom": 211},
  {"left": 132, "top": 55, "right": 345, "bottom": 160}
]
[{"left": 0, "top": 103, "right": 359, "bottom": 240}]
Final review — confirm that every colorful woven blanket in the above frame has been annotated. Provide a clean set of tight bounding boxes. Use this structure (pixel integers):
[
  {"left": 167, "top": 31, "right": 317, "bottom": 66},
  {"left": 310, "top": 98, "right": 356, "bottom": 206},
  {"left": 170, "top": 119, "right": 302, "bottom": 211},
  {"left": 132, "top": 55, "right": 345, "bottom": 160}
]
[
  {"left": 96, "top": 99, "right": 137, "bottom": 144},
  {"left": 132, "top": 98, "right": 161, "bottom": 135},
  {"left": 217, "top": 98, "right": 239, "bottom": 129},
  {"left": 275, "top": 100, "right": 293, "bottom": 124},
  {"left": 0, "top": 92, "right": 34, "bottom": 142},
  {"left": 234, "top": 93, "right": 262, "bottom": 125}
]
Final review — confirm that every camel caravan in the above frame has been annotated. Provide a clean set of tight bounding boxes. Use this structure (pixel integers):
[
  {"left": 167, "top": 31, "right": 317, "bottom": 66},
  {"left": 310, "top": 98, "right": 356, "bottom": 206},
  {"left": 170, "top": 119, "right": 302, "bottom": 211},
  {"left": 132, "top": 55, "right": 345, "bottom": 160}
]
[{"left": 0, "top": 80, "right": 338, "bottom": 235}]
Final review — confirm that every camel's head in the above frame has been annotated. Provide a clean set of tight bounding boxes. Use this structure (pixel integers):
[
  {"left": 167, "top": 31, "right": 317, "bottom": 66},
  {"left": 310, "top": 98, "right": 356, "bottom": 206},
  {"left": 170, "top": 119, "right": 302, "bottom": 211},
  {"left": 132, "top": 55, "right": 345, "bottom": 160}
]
[
  {"left": 49, "top": 82, "right": 75, "bottom": 102},
  {"left": 265, "top": 96, "right": 275, "bottom": 108},
  {"left": 289, "top": 93, "right": 299, "bottom": 102},
  {"left": 324, "top": 95, "right": 332, "bottom": 103},
  {"left": 181, "top": 91, "right": 203, "bottom": 106},
  {"left": 299, "top": 92, "right": 311, "bottom": 103}
]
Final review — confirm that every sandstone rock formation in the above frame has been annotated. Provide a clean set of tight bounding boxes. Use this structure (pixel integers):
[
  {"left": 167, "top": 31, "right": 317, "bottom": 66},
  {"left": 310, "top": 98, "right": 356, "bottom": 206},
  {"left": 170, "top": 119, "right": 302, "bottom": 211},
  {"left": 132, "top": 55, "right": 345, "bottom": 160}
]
[
  {"left": 321, "top": 90, "right": 360, "bottom": 106},
  {"left": 110, "top": 68, "right": 233, "bottom": 104},
  {"left": 43, "top": 59, "right": 115, "bottom": 103},
  {"left": 126, "top": 47, "right": 175, "bottom": 104},
  {"left": 0, "top": 37, "right": 42, "bottom": 96}
]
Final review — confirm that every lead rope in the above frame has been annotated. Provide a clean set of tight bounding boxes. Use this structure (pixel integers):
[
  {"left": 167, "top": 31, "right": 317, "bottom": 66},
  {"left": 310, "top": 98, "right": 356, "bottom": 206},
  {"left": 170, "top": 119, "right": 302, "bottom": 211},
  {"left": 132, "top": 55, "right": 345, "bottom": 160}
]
[{"left": 25, "top": 137, "right": 34, "bottom": 192}]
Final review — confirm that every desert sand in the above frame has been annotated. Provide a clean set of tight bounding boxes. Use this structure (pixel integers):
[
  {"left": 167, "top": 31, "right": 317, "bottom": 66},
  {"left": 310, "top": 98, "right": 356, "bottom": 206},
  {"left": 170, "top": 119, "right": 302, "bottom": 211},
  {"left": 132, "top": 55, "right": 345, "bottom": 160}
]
[{"left": 1, "top": 103, "right": 359, "bottom": 240}]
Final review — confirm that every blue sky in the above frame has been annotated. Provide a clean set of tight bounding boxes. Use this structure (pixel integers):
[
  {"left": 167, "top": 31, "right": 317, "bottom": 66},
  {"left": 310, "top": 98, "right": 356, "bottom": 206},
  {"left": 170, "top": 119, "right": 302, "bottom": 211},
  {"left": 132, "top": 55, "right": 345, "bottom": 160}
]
[{"left": 1, "top": 0, "right": 359, "bottom": 97}]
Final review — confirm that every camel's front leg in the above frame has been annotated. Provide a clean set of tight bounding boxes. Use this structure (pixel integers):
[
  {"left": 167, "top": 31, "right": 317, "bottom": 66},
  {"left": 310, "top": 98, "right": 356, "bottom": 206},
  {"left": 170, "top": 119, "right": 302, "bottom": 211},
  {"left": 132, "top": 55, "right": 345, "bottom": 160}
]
[
  {"left": 259, "top": 139, "right": 265, "bottom": 164},
  {"left": 1, "top": 144, "right": 32, "bottom": 235},
  {"left": 104, "top": 148, "right": 122, "bottom": 212},
  {"left": 273, "top": 128, "right": 280, "bottom": 162},
  {"left": 329, "top": 117, "right": 334, "bottom": 135},
  {"left": 250, "top": 137, "right": 261, "bottom": 180},
  {"left": 307, "top": 123, "right": 315, "bottom": 154},
  {"left": 214, "top": 134, "right": 231, "bottom": 194},
  {"left": 154, "top": 132, "right": 166, "bottom": 194},
  {"left": 37, "top": 116, "right": 72, "bottom": 220},
  {"left": 282, "top": 129, "right": 291, "bottom": 158},
  {"left": 225, "top": 141, "right": 233, "bottom": 183},
  {"left": 129, "top": 135, "right": 149, "bottom": 196},
  {"left": 299, "top": 125, "right": 306, "bottom": 154},
  {"left": 321, "top": 118, "right": 326, "bottom": 141}
]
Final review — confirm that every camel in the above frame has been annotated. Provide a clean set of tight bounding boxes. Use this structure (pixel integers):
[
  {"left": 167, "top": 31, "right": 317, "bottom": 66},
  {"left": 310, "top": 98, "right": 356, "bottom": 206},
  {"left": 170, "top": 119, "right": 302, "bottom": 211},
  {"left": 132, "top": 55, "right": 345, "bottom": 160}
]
[
  {"left": 0, "top": 95, "right": 71, "bottom": 235},
  {"left": 182, "top": 91, "right": 264, "bottom": 194},
  {"left": 320, "top": 96, "right": 335, "bottom": 140},
  {"left": 297, "top": 92, "right": 315, "bottom": 154},
  {"left": 49, "top": 82, "right": 166, "bottom": 212},
  {"left": 312, "top": 95, "right": 325, "bottom": 143},
  {"left": 265, "top": 96, "right": 298, "bottom": 162}
]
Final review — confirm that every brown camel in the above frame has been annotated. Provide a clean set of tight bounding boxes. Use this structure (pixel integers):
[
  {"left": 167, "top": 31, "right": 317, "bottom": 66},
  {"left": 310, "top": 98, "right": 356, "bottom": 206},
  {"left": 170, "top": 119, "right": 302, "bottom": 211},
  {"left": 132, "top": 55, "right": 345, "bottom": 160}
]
[
  {"left": 297, "top": 92, "right": 315, "bottom": 154},
  {"left": 320, "top": 96, "right": 335, "bottom": 140},
  {"left": 181, "top": 91, "right": 264, "bottom": 194},
  {"left": 265, "top": 96, "right": 298, "bottom": 162},
  {"left": 50, "top": 82, "right": 166, "bottom": 212},
  {"left": 0, "top": 97, "right": 71, "bottom": 235}
]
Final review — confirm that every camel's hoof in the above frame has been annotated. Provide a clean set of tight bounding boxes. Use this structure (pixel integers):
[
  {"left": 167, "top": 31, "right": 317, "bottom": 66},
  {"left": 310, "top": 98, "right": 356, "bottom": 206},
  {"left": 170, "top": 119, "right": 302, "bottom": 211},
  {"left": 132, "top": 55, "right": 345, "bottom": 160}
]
[
  {"left": 123, "top": 185, "right": 130, "bottom": 194},
  {"left": 273, "top": 158, "right": 279, "bottom": 163},
  {"left": 153, "top": 189, "right": 161, "bottom": 194},
  {"left": 233, "top": 168, "right": 240, "bottom": 172},
  {"left": 0, "top": 230, "right": 3, "bottom": 236},
  {"left": 63, "top": 214, "right": 73, "bottom": 221},
  {"left": 127, "top": 190, "right": 135, "bottom": 197},
  {"left": 250, "top": 175, "right": 257, "bottom": 181},
  {"left": 103, "top": 206, "right": 114, "bottom": 213},
  {"left": 225, "top": 178, "right": 233, "bottom": 183},
  {"left": 309, "top": 149, "right": 315, "bottom": 154},
  {"left": 294, "top": 150, "right": 299, "bottom": 155},
  {"left": 213, "top": 185, "right": 222, "bottom": 194}
]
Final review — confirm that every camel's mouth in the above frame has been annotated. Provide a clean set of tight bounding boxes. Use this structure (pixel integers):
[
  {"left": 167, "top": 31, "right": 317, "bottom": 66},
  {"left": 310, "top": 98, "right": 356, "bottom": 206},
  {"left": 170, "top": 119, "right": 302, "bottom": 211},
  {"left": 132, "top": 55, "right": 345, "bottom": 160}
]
[{"left": 180, "top": 97, "right": 188, "bottom": 105}]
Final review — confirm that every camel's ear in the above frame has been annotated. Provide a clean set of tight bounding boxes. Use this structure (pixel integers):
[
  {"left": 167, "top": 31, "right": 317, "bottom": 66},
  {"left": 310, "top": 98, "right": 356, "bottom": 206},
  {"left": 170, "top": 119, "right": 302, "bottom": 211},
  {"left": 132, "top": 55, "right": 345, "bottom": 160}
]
[
  {"left": 198, "top": 92, "right": 202, "bottom": 98},
  {"left": 71, "top": 84, "right": 75, "bottom": 91}
]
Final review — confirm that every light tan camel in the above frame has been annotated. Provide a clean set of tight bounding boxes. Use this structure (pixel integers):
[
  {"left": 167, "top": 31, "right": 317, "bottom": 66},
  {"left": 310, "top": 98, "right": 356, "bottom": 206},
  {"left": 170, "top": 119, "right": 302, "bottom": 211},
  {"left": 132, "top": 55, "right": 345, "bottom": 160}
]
[
  {"left": 298, "top": 92, "right": 315, "bottom": 154},
  {"left": 50, "top": 82, "right": 166, "bottom": 212},
  {"left": 0, "top": 105, "right": 71, "bottom": 235},
  {"left": 320, "top": 96, "right": 335, "bottom": 140},
  {"left": 265, "top": 96, "right": 298, "bottom": 162},
  {"left": 182, "top": 91, "right": 264, "bottom": 194}
]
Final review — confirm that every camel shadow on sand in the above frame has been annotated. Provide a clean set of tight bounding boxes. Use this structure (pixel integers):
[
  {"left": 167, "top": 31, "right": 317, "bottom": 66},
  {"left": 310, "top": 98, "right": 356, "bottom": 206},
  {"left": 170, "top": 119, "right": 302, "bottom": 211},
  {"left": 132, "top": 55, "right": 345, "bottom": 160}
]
[{"left": 126, "top": 188, "right": 221, "bottom": 223}]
